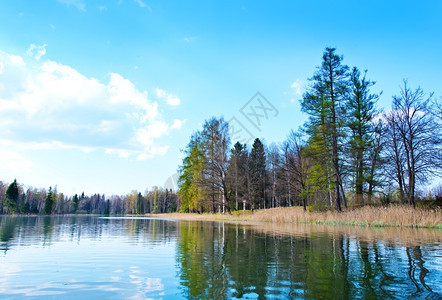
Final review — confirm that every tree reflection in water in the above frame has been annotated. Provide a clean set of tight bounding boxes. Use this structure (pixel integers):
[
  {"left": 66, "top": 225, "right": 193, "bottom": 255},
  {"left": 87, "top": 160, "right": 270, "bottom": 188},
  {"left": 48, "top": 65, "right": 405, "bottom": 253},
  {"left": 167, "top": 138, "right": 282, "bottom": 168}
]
[{"left": 176, "top": 221, "right": 441, "bottom": 299}]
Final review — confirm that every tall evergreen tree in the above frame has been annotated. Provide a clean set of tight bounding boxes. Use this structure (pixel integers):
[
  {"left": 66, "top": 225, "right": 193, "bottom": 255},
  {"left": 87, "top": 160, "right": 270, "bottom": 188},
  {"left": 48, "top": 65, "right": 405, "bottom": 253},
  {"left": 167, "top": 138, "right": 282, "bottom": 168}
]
[
  {"left": 227, "top": 142, "right": 248, "bottom": 211},
  {"left": 44, "top": 186, "right": 56, "bottom": 215},
  {"left": 72, "top": 194, "right": 79, "bottom": 213},
  {"left": 249, "top": 138, "right": 266, "bottom": 210},
  {"left": 5, "top": 179, "right": 19, "bottom": 214},
  {"left": 346, "top": 67, "right": 380, "bottom": 205},
  {"left": 301, "top": 47, "right": 349, "bottom": 211}
]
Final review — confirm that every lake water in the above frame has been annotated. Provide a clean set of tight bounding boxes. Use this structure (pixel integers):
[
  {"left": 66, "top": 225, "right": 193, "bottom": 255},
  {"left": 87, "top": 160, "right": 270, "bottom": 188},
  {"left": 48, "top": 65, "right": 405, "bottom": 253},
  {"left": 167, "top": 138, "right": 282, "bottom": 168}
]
[{"left": 0, "top": 216, "right": 441, "bottom": 299}]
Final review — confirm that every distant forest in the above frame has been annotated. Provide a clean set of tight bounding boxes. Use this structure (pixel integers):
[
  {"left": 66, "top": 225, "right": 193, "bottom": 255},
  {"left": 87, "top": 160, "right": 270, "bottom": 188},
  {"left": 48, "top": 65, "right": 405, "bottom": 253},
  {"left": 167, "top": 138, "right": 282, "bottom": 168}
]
[
  {"left": 0, "top": 179, "right": 179, "bottom": 215},
  {"left": 1, "top": 47, "right": 441, "bottom": 215}
]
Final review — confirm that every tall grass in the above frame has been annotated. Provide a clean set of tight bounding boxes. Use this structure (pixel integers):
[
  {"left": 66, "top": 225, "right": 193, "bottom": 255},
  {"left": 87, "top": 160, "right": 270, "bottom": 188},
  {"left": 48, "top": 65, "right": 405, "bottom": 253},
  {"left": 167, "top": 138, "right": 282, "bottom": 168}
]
[
  {"left": 247, "top": 205, "right": 441, "bottom": 228},
  {"left": 152, "top": 205, "right": 441, "bottom": 228}
]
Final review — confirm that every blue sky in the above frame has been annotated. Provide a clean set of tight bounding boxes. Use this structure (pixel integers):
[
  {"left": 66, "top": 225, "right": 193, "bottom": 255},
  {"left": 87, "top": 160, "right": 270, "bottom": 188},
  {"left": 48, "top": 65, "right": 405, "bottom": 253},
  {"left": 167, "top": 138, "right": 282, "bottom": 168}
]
[{"left": 0, "top": 0, "right": 441, "bottom": 195}]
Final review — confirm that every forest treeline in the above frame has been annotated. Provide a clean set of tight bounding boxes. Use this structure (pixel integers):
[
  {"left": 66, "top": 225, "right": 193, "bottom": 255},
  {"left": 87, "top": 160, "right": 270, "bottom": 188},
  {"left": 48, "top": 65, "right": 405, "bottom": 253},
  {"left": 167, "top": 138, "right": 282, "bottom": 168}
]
[
  {"left": 178, "top": 47, "right": 442, "bottom": 213},
  {"left": 0, "top": 179, "right": 179, "bottom": 215}
]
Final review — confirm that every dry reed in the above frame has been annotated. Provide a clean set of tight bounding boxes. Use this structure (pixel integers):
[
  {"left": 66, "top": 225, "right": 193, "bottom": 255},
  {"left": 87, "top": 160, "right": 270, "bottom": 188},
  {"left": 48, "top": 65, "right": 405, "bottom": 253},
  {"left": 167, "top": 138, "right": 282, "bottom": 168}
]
[{"left": 149, "top": 205, "right": 442, "bottom": 228}]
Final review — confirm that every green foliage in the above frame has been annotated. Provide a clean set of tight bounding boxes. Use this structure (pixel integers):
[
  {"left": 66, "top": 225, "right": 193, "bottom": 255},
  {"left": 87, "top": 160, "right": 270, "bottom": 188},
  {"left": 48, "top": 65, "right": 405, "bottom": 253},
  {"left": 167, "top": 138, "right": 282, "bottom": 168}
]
[
  {"left": 227, "top": 142, "right": 249, "bottom": 211},
  {"left": 249, "top": 138, "right": 266, "bottom": 209},
  {"left": 104, "top": 199, "right": 110, "bottom": 215},
  {"left": 153, "top": 190, "right": 159, "bottom": 213},
  {"left": 301, "top": 47, "right": 349, "bottom": 211},
  {"left": 72, "top": 194, "right": 79, "bottom": 212},
  {"left": 346, "top": 67, "right": 380, "bottom": 203},
  {"left": 5, "top": 179, "right": 19, "bottom": 214},
  {"left": 178, "top": 133, "right": 204, "bottom": 212},
  {"left": 44, "top": 187, "right": 56, "bottom": 215}
]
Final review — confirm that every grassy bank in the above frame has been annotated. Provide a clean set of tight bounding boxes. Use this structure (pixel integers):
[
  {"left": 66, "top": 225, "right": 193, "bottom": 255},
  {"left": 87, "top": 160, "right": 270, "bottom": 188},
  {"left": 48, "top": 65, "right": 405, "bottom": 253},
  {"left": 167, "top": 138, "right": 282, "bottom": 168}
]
[{"left": 148, "top": 205, "right": 442, "bottom": 229}]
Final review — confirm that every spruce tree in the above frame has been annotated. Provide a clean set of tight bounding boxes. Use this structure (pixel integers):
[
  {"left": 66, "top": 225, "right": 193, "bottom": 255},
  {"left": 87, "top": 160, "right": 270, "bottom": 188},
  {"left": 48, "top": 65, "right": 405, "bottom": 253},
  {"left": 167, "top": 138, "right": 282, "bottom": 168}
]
[
  {"left": 44, "top": 187, "right": 56, "bottom": 215},
  {"left": 249, "top": 138, "right": 266, "bottom": 209},
  {"left": 5, "top": 179, "right": 19, "bottom": 214}
]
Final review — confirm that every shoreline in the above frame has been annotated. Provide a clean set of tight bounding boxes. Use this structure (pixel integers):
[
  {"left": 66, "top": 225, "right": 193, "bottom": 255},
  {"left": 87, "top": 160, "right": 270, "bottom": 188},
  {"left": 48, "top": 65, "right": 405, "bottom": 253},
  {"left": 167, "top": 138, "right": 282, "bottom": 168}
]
[
  {"left": 145, "top": 205, "right": 442, "bottom": 229},
  {"left": 1, "top": 205, "right": 440, "bottom": 229}
]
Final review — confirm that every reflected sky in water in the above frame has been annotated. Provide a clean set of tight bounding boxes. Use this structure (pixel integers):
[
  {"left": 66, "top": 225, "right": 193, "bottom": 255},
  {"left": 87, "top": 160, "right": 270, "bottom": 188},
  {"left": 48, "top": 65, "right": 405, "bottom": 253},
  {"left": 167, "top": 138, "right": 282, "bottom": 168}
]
[{"left": 0, "top": 216, "right": 441, "bottom": 299}]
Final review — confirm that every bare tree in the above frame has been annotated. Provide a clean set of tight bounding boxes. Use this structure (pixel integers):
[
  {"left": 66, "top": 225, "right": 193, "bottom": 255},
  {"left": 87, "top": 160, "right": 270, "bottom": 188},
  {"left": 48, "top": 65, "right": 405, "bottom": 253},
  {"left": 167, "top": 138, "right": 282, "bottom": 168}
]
[
  {"left": 201, "top": 117, "right": 232, "bottom": 214},
  {"left": 283, "top": 131, "right": 310, "bottom": 210},
  {"left": 385, "top": 81, "right": 441, "bottom": 207}
]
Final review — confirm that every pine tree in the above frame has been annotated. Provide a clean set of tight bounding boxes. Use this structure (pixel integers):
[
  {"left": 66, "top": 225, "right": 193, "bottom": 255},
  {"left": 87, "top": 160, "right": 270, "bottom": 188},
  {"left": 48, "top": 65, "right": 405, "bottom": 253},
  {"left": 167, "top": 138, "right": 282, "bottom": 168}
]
[
  {"left": 301, "top": 47, "right": 349, "bottom": 211},
  {"left": 227, "top": 142, "right": 249, "bottom": 210},
  {"left": 104, "top": 199, "right": 110, "bottom": 215},
  {"left": 249, "top": 138, "right": 266, "bottom": 210},
  {"left": 5, "top": 179, "right": 19, "bottom": 214},
  {"left": 346, "top": 67, "right": 380, "bottom": 205},
  {"left": 72, "top": 194, "right": 79, "bottom": 213},
  {"left": 44, "top": 187, "right": 56, "bottom": 215}
]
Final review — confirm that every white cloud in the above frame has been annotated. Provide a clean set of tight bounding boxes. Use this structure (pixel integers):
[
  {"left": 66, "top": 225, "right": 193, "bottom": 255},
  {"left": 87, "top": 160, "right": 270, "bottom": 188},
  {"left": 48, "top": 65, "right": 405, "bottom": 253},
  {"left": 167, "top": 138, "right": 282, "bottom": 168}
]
[
  {"left": 57, "top": 0, "right": 86, "bottom": 11},
  {"left": 137, "top": 145, "right": 168, "bottom": 161},
  {"left": 0, "top": 50, "right": 184, "bottom": 160},
  {"left": 290, "top": 79, "right": 304, "bottom": 96},
  {"left": 50, "top": 24, "right": 56, "bottom": 30},
  {"left": 0, "top": 148, "right": 33, "bottom": 172},
  {"left": 105, "top": 149, "right": 132, "bottom": 159},
  {"left": 155, "top": 88, "right": 180, "bottom": 106},
  {"left": 171, "top": 119, "right": 186, "bottom": 129},
  {"left": 155, "top": 88, "right": 167, "bottom": 98},
  {"left": 26, "top": 44, "right": 47, "bottom": 60},
  {"left": 136, "top": 152, "right": 152, "bottom": 161}
]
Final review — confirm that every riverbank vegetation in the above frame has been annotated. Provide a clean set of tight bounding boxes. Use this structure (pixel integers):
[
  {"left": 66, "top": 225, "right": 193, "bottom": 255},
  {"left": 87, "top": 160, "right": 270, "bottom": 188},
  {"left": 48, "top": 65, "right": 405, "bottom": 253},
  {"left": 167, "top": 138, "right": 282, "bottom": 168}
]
[
  {"left": 177, "top": 47, "right": 441, "bottom": 214},
  {"left": 150, "top": 205, "right": 441, "bottom": 229}
]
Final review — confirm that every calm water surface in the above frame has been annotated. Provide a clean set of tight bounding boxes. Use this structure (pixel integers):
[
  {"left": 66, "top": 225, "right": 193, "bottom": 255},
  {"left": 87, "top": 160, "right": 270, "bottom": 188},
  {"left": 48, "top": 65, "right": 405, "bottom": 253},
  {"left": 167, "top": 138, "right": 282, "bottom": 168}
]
[{"left": 0, "top": 216, "right": 441, "bottom": 299}]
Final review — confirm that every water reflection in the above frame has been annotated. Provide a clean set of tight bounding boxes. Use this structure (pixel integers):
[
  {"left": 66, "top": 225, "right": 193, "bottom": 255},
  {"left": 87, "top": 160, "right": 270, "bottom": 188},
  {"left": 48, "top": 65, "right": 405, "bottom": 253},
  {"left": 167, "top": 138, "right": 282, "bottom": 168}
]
[
  {"left": 0, "top": 216, "right": 440, "bottom": 299},
  {"left": 0, "top": 216, "right": 178, "bottom": 253},
  {"left": 175, "top": 221, "right": 441, "bottom": 299}
]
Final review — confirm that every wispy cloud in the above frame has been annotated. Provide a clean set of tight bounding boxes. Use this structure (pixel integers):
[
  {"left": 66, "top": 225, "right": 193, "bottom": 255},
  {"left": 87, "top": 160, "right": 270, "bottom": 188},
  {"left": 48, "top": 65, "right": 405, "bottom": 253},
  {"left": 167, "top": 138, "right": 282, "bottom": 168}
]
[
  {"left": 57, "top": 0, "right": 86, "bottom": 11},
  {"left": 0, "top": 50, "right": 184, "bottom": 161},
  {"left": 134, "top": 0, "right": 152, "bottom": 11},
  {"left": 26, "top": 44, "right": 47, "bottom": 60},
  {"left": 0, "top": 148, "right": 33, "bottom": 172},
  {"left": 171, "top": 119, "right": 186, "bottom": 129},
  {"left": 290, "top": 79, "right": 304, "bottom": 96},
  {"left": 155, "top": 88, "right": 181, "bottom": 106}
]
